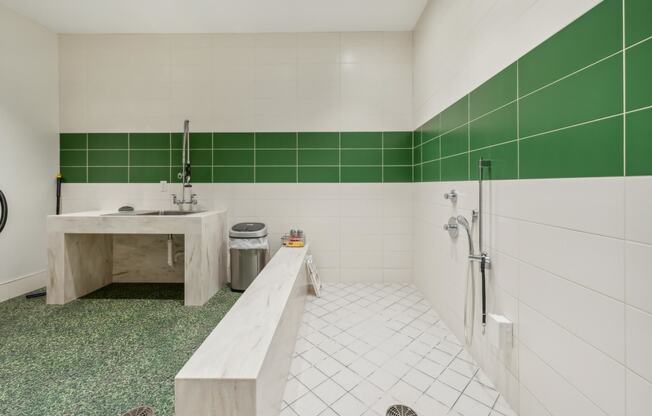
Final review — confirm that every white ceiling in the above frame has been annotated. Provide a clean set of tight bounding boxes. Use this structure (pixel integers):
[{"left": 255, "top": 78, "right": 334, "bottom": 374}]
[{"left": 0, "top": 0, "right": 428, "bottom": 33}]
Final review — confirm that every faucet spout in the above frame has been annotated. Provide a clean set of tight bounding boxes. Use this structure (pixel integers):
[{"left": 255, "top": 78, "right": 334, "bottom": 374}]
[{"left": 172, "top": 120, "right": 197, "bottom": 209}]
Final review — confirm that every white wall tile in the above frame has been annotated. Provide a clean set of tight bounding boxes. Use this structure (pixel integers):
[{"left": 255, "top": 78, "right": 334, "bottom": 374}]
[
  {"left": 519, "top": 262, "right": 625, "bottom": 362},
  {"left": 627, "top": 370, "right": 652, "bottom": 416},
  {"left": 519, "top": 345, "right": 605, "bottom": 416},
  {"left": 60, "top": 32, "right": 412, "bottom": 132},
  {"left": 625, "top": 307, "right": 652, "bottom": 383},
  {"left": 625, "top": 241, "right": 652, "bottom": 315},
  {"left": 519, "top": 304, "right": 625, "bottom": 416},
  {"left": 625, "top": 177, "right": 652, "bottom": 245},
  {"left": 519, "top": 221, "right": 625, "bottom": 300}
]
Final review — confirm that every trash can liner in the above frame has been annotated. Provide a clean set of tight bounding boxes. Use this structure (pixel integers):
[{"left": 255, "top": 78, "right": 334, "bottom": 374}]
[{"left": 229, "top": 237, "right": 269, "bottom": 250}]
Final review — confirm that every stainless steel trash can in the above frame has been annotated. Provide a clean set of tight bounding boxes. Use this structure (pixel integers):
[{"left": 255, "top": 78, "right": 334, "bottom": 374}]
[{"left": 229, "top": 222, "right": 269, "bottom": 292}]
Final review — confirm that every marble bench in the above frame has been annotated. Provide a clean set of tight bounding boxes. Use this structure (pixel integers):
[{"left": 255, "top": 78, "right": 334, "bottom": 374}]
[{"left": 175, "top": 245, "right": 310, "bottom": 416}]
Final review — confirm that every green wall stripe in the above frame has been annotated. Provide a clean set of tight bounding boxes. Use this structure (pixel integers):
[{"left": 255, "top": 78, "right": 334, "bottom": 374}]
[
  {"left": 59, "top": 131, "right": 413, "bottom": 183},
  {"left": 414, "top": 0, "right": 651, "bottom": 182}
]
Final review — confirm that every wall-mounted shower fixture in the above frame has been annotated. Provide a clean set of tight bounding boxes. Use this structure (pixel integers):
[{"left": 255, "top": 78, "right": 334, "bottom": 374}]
[
  {"left": 443, "top": 217, "right": 459, "bottom": 238},
  {"left": 443, "top": 189, "right": 458, "bottom": 203}
]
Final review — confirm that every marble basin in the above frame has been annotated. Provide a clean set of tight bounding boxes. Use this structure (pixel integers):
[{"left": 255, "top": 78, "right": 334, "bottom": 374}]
[{"left": 102, "top": 210, "right": 205, "bottom": 216}]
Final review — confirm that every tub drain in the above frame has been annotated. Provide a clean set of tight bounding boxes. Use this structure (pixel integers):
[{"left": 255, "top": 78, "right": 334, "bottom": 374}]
[
  {"left": 121, "top": 405, "right": 154, "bottom": 416},
  {"left": 387, "top": 404, "right": 418, "bottom": 416}
]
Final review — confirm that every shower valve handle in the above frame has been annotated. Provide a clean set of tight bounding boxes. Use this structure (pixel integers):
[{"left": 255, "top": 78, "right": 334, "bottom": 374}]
[{"left": 444, "top": 190, "right": 458, "bottom": 202}]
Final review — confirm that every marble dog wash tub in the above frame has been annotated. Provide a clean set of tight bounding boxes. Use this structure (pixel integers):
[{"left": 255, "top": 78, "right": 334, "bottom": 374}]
[
  {"left": 175, "top": 246, "right": 310, "bottom": 416},
  {"left": 46, "top": 210, "right": 228, "bottom": 306}
]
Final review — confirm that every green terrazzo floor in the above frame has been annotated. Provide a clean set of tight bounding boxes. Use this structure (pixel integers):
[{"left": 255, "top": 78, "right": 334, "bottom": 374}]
[{"left": 0, "top": 284, "right": 240, "bottom": 416}]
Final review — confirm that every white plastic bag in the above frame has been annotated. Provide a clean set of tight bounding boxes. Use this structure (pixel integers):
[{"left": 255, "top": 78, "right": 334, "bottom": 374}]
[{"left": 229, "top": 237, "right": 269, "bottom": 250}]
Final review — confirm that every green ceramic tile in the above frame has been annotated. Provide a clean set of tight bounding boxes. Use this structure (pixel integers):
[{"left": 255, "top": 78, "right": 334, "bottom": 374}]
[
  {"left": 384, "top": 148, "right": 412, "bottom": 165},
  {"left": 520, "top": 116, "right": 623, "bottom": 179},
  {"left": 441, "top": 96, "right": 469, "bottom": 133},
  {"left": 341, "top": 149, "right": 382, "bottom": 165},
  {"left": 414, "top": 128, "right": 423, "bottom": 147},
  {"left": 298, "top": 132, "right": 339, "bottom": 149},
  {"left": 341, "top": 166, "right": 382, "bottom": 182},
  {"left": 60, "top": 133, "right": 86, "bottom": 150},
  {"left": 421, "top": 138, "right": 439, "bottom": 162},
  {"left": 422, "top": 115, "right": 441, "bottom": 141},
  {"left": 441, "top": 154, "right": 469, "bottom": 181},
  {"left": 129, "top": 167, "right": 170, "bottom": 183},
  {"left": 470, "top": 141, "right": 518, "bottom": 180},
  {"left": 88, "top": 133, "right": 128, "bottom": 149},
  {"left": 519, "top": 54, "right": 622, "bottom": 138},
  {"left": 470, "top": 103, "right": 517, "bottom": 150},
  {"left": 130, "top": 150, "right": 170, "bottom": 166},
  {"left": 413, "top": 145, "right": 422, "bottom": 165},
  {"left": 470, "top": 63, "right": 517, "bottom": 119},
  {"left": 341, "top": 132, "right": 382, "bottom": 148},
  {"left": 171, "top": 149, "right": 212, "bottom": 166},
  {"left": 519, "top": 0, "right": 622, "bottom": 96},
  {"left": 384, "top": 166, "right": 412, "bottom": 183},
  {"left": 255, "top": 132, "right": 296, "bottom": 149},
  {"left": 214, "top": 133, "right": 254, "bottom": 149},
  {"left": 213, "top": 166, "right": 254, "bottom": 182},
  {"left": 298, "top": 149, "right": 339, "bottom": 166},
  {"left": 256, "top": 149, "right": 296, "bottom": 166},
  {"left": 60, "top": 150, "right": 86, "bottom": 166},
  {"left": 626, "top": 39, "right": 652, "bottom": 111},
  {"left": 171, "top": 132, "right": 212, "bottom": 149},
  {"left": 255, "top": 167, "right": 296, "bottom": 183},
  {"left": 213, "top": 149, "right": 253, "bottom": 166},
  {"left": 298, "top": 167, "right": 340, "bottom": 183},
  {"left": 60, "top": 167, "right": 86, "bottom": 183},
  {"left": 88, "top": 150, "right": 128, "bottom": 167},
  {"left": 413, "top": 164, "right": 422, "bottom": 183},
  {"left": 172, "top": 166, "right": 212, "bottom": 183},
  {"left": 422, "top": 160, "right": 440, "bottom": 182},
  {"left": 129, "top": 133, "right": 170, "bottom": 149},
  {"left": 384, "top": 131, "right": 413, "bottom": 148},
  {"left": 441, "top": 125, "right": 468, "bottom": 157},
  {"left": 626, "top": 0, "right": 652, "bottom": 46},
  {"left": 626, "top": 107, "right": 652, "bottom": 175},
  {"left": 89, "top": 167, "right": 128, "bottom": 183}
]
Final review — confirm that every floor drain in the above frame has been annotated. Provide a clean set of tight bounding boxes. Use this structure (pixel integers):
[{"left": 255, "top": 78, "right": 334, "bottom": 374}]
[
  {"left": 387, "top": 404, "right": 418, "bottom": 416},
  {"left": 121, "top": 405, "right": 154, "bottom": 416}
]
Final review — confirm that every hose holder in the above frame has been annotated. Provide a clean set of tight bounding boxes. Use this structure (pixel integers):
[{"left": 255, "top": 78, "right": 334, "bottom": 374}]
[{"left": 0, "top": 190, "right": 7, "bottom": 234}]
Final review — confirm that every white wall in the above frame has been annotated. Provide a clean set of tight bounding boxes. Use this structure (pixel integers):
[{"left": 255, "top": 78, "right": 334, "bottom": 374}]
[
  {"left": 60, "top": 183, "right": 414, "bottom": 284},
  {"left": 56, "top": 31, "right": 415, "bottom": 284},
  {"left": 412, "top": 2, "right": 652, "bottom": 416},
  {"left": 0, "top": 5, "right": 59, "bottom": 301},
  {"left": 59, "top": 32, "right": 412, "bottom": 133},
  {"left": 412, "top": 0, "right": 599, "bottom": 128}
]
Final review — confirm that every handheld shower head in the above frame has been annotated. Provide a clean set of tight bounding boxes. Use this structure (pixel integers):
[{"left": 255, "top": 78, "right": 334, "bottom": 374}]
[{"left": 456, "top": 215, "right": 474, "bottom": 254}]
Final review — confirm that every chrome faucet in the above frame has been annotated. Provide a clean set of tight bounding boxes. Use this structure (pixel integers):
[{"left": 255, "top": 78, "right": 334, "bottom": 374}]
[{"left": 172, "top": 120, "right": 198, "bottom": 210}]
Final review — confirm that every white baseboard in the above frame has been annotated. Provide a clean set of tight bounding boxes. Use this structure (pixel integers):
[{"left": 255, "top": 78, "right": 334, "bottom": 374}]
[{"left": 0, "top": 270, "right": 47, "bottom": 303}]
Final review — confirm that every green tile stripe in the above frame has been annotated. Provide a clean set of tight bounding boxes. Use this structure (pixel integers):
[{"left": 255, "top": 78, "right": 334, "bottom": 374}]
[
  {"left": 60, "top": 131, "right": 413, "bottom": 183},
  {"left": 413, "top": 0, "right": 652, "bottom": 182}
]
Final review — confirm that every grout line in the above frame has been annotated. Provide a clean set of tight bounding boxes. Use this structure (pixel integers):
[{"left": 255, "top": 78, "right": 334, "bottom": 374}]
[
  {"left": 519, "top": 113, "right": 623, "bottom": 142},
  {"left": 519, "top": 50, "right": 622, "bottom": 100},
  {"left": 516, "top": 60, "right": 520, "bottom": 180}
]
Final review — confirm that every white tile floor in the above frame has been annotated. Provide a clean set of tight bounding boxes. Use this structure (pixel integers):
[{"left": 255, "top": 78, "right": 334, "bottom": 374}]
[{"left": 282, "top": 283, "right": 517, "bottom": 416}]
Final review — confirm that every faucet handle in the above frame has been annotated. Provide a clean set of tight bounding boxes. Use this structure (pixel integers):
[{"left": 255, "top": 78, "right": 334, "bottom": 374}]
[{"left": 444, "top": 189, "right": 458, "bottom": 202}]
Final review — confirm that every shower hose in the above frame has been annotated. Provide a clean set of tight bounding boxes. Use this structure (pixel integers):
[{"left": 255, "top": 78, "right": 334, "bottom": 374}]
[{"left": 463, "top": 220, "right": 476, "bottom": 345}]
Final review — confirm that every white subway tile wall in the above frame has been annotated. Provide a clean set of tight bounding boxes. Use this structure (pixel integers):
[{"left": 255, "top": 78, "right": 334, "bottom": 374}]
[
  {"left": 413, "top": 177, "right": 652, "bottom": 416},
  {"left": 60, "top": 183, "right": 413, "bottom": 284},
  {"left": 59, "top": 32, "right": 412, "bottom": 133}
]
